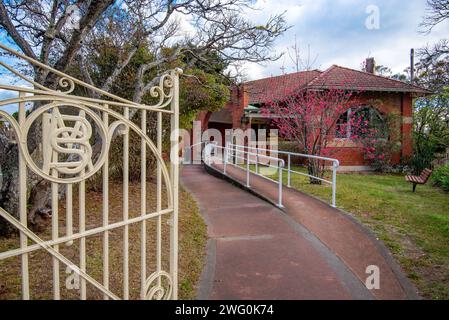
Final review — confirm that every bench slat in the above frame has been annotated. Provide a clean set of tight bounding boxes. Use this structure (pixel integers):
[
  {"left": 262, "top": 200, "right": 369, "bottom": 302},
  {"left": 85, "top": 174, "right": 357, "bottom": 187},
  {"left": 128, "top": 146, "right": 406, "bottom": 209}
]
[{"left": 405, "top": 168, "right": 432, "bottom": 186}]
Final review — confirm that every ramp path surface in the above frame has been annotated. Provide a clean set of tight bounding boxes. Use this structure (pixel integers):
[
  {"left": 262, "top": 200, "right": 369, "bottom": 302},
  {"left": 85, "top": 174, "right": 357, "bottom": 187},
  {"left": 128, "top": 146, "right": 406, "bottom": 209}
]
[
  {"left": 208, "top": 163, "right": 419, "bottom": 300},
  {"left": 181, "top": 165, "right": 365, "bottom": 299}
]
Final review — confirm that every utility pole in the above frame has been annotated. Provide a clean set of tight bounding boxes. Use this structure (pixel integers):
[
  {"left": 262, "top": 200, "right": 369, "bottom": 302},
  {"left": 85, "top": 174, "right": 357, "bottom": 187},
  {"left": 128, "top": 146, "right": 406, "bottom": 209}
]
[{"left": 410, "top": 48, "right": 415, "bottom": 83}]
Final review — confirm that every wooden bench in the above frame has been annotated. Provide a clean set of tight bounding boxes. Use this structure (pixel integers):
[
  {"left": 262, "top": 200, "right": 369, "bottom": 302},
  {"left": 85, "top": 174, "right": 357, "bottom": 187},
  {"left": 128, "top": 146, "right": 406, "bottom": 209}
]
[{"left": 405, "top": 168, "right": 433, "bottom": 192}]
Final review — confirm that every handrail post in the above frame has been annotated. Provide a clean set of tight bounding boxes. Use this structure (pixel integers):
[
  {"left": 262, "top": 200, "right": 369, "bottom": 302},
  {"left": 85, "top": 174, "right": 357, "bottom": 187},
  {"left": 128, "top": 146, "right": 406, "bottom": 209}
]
[
  {"left": 246, "top": 156, "right": 250, "bottom": 188},
  {"left": 204, "top": 142, "right": 210, "bottom": 166},
  {"left": 211, "top": 142, "right": 215, "bottom": 165},
  {"left": 332, "top": 161, "right": 338, "bottom": 208},
  {"left": 208, "top": 142, "right": 212, "bottom": 166},
  {"left": 187, "top": 146, "right": 190, "bottom": 165},
  {"left": 278, "top": 164, "right": 283, "bottom": 208},
  {"left": 227, "top": 143, "right": 339, "bottom": 208},
  {"left": 255, "top": 153, "right": 259, "bottom": 175},
  {"left": 224, "top": 144, "right": 227, "bottom": 175}
]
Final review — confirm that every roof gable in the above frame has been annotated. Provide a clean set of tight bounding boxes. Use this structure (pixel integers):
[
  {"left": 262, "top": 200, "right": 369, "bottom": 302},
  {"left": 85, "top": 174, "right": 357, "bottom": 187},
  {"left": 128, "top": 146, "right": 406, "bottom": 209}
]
[
  {"left": 307, "top": 65, "right": 430, "bottom": 94},
  {"left": 243, "top": 65, "right": 430, "bottom": 104}
]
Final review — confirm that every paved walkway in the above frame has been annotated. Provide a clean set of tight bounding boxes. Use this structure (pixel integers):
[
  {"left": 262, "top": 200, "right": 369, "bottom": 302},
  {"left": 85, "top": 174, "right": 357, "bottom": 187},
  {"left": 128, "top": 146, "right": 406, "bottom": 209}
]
[
  {"left": 182, "top": 165, "right": 376, "bottom": 300},
  {"left": 204, "top": 163, "right": 419, "bottom": 300}
]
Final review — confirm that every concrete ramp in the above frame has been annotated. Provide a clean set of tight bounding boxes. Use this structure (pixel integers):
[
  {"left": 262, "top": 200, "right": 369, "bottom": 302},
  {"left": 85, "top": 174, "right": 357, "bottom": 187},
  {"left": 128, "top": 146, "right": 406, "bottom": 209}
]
[
  {"left": 198, "top": 163, "right": 419, "bottom": 300},
  {"left": 182, "top": 165, "right": 379, "bottom": 299}
]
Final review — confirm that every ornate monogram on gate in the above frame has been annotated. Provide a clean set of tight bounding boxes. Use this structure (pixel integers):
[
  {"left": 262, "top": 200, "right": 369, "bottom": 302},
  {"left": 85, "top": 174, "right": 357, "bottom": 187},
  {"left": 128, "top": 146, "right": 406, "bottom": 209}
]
[
  {"left": 0, "top": 43, "right": 181, "bottom": 300},
  {"left": 42, "top": 108, "right": 94, "bottom": 177}
]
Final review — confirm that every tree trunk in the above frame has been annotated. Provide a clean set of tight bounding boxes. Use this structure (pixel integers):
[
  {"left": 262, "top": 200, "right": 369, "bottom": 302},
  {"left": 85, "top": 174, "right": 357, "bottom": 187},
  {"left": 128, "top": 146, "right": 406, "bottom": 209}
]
[
  {"left": 0, "top": 115, "right": 52, "bottom": 236},
  {"left": 307, "top": 159, "right": 323, "bottom": 185},
  {"left": 0, "top": 141, "right": 53, "bottom": 236},
  {"left": 0, "top": 144, "right": 19, "bottom": 236}
]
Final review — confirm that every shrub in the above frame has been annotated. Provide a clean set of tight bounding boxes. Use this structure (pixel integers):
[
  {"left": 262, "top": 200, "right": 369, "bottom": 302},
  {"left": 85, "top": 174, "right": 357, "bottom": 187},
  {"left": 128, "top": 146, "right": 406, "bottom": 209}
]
[
  {"left": 278, "top": 140, "right": 302, "bottom": 153},
  {"left": 276, "top": 141, "right": 307, "bottom": 165},
  {"left": 361, "top": 138, "right": 400, "bottom": 172},
  {"left": 354, "top": 114, "right": 401, "bottom": 173},
  {"left": 432, "top": 165, "right": 449, "bottom": 192}
]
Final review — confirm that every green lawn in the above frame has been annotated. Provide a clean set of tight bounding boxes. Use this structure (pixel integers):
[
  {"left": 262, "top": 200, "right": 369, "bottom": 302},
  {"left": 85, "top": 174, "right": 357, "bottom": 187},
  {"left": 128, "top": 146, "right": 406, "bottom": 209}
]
[{"left": 258, "top": 165, "right": 449, "bottom": 299}]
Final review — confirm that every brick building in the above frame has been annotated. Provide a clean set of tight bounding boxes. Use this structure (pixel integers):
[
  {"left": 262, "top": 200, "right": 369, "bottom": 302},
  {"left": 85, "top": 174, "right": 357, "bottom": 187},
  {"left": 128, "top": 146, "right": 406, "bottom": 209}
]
[{"left": 197, "top": 60, "right": 430, "bottom": 171}]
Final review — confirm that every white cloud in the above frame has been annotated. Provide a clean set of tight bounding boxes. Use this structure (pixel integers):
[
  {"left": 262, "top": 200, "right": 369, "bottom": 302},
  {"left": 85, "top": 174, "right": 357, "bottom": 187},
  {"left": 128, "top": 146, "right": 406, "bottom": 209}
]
[{"left": 240, "top": 0, "right": 449, "bottom": 80}]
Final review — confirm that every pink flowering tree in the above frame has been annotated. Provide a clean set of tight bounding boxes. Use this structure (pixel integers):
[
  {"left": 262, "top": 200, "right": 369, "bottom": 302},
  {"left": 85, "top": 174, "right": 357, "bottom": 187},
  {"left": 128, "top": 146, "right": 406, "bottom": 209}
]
[
  {"left": 261, "top": 87, "right": 359, "bottom": 184},
  {"left": 350, "top": 113, "right": 401, "bottom": 172}
]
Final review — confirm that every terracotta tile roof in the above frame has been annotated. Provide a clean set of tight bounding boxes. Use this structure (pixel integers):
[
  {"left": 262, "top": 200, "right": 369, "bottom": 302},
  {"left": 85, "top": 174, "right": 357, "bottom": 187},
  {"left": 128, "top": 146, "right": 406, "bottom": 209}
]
[
  {"left": 245, "top": 70, "right": 322, "bottom": 104},
  {"left": 307, "top": 65, "right": 430, "bottom": 93},
  {"left": 244, "top": 65, "right": 430, "bottom": 104}
]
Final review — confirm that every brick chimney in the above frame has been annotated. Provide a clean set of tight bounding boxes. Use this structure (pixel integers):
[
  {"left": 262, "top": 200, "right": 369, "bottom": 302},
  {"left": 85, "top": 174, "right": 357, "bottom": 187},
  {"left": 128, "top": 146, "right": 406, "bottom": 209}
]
[{"left": 365, "top": 57, "right": 375, "bottom": 74}]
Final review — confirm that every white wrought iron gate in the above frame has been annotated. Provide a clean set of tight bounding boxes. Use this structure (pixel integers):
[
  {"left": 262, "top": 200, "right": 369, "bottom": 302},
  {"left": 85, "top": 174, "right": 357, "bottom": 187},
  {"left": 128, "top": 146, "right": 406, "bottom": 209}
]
[{"left": 0, "top": 44, "right": 181, "bottom": 300}]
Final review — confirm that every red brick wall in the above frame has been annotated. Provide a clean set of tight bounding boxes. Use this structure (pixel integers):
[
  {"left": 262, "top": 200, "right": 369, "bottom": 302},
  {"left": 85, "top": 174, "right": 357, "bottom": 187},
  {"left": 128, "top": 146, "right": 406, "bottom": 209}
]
[
  {"left": 401, "top": 94, "right": 414, "bottom": 159},
  {"left": 230, "top": 84, "right": 247, "bottom": 129},
  {"left": 329, "top": 147, "right": 366, "bottom": 166},
  {"left": 197, "top": 111, "right": 212, "bottom": 131}
]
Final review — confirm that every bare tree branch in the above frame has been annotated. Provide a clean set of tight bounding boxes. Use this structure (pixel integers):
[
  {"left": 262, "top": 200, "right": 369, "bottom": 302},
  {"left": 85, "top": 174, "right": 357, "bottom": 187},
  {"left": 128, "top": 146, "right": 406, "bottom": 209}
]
[
  {"left": 50, "top": 0, "right": 115, "bottom": 77},
  {"left": 0, "top": 1, "right": 37, "bottom": 59},
  {"left": 420, "top": 0, "right": 449, "bottom": 33}
]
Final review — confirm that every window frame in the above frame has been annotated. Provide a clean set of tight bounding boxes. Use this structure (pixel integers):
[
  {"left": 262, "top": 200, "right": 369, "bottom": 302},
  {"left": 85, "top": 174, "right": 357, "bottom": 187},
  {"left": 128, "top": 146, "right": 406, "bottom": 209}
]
[{"left": 335, "top": 105, "right": 385, "bottom": 140}]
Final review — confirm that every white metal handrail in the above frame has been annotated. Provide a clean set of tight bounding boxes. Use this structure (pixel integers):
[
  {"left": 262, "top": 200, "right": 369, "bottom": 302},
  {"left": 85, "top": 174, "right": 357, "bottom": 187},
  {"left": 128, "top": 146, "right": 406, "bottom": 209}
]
[
  {"left": 228, "top": 144, "right": 340, "bottom": 207},
  {"left": 185, "top": 141, "right": 339, "bottom": 208},
  {"left": 213, "top": 144, "right": 285, "bottom": 208}
]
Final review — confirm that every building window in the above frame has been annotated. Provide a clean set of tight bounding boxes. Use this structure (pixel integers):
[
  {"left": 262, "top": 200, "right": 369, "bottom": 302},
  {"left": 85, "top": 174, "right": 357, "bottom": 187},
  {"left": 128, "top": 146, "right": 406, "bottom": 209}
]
[
  {"left": 335, "top": 109, "right": 351, "bottom": 138},
  {"left": 335, "top": 106, "right": 385, "bottom": 139}
]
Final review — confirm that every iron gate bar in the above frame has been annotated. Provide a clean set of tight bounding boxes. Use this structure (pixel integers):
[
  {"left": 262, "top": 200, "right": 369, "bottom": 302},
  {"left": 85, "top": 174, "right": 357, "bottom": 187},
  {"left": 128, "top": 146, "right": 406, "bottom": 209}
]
[
  {"left": 0, "top": 209, "right": 174, "bottom": 260},
  {"left": 0, "top": 43, "right": 181, "bottom": 300}
]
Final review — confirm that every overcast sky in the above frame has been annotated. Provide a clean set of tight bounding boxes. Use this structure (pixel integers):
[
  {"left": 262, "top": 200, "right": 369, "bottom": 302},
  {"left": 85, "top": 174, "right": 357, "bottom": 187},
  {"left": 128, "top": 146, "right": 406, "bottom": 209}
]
[
  {"left": 1, "top": 0, "right": 448, "bottom": 106},
  {"left": 240, "top": 0, "right": 449, "bottom": 80}
]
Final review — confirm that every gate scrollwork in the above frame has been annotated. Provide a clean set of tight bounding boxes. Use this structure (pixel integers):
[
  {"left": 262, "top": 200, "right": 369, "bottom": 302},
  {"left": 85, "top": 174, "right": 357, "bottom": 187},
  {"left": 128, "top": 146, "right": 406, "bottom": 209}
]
[{"left": 0, "top": 43, "right": 181, "bottom": 300}]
